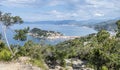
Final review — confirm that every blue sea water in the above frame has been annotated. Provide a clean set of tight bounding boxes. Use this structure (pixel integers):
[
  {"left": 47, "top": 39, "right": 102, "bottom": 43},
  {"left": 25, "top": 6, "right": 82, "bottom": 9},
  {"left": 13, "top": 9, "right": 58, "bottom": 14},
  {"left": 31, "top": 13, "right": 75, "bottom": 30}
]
[{"left": 0, "top": 23, "right": 97, "bottom": 45}]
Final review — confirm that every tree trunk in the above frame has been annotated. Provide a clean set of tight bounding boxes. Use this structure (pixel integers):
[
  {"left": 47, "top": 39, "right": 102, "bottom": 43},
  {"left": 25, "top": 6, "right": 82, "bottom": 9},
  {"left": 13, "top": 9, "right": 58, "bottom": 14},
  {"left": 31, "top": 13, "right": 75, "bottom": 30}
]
[
  {"left": 3, "top": 25, "right": 14, "bottom": 55},
  {"left": 14, "top": 40, "right": 20, "bottom": 56}
]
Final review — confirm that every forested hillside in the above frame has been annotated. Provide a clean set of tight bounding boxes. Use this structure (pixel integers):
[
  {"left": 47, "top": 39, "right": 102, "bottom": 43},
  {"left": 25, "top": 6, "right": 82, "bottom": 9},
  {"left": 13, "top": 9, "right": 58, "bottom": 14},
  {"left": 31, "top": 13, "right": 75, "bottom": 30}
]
[{"left": 87, "top": 19, "right": 118, "bottom": 31}]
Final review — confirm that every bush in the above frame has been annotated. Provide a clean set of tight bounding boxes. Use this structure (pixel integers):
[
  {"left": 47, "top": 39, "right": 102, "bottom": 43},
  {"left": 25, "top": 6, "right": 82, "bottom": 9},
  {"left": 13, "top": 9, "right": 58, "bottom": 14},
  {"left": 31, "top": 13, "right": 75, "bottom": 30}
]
[
  {"left": 30, "top": 59, "right": 48, "bottom": 70},
  {"left": 0, "top": 41, "right": 6, "bottom": 49},
  {"left": 102, "top": 66, "right": 108, "bottom": 70},
  {"left": 61, "top": 60, "right": 66, "bottom": 67},
  {"left": 0, "top": 49, "right": 12, "bottom": 61}
]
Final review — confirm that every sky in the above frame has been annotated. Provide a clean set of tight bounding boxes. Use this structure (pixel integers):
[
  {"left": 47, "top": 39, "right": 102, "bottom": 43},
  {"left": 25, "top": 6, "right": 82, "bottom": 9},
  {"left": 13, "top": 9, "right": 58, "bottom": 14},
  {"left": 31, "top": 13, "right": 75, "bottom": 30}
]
[{"left": 0, "top": 0, "right": 120, "bottom": 21}]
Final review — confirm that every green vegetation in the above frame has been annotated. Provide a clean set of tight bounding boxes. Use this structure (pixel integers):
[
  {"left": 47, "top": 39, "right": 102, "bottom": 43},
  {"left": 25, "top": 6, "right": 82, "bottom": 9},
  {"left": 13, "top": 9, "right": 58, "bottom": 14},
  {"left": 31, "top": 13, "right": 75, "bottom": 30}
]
[
  {"left": 0, "top": 11, "right": 120, "bottom": 70},
  {"left": 0, "top": 33, "right": 2, "bottom": 39},
  {"left": 14, "top": 27, "right": 29, "bottom": 41},
  {"left": 0, "top": 11, "right": 23, "bottom": 55},
  {"left": 30, "top": 28, "right": 63, "bottom": 38},
  {"left": 30, "top": 59, "right": 47, "bottom": 70},
  {"left": 102, "top": 66, "right": 108, "bottom": 70},
  {"left": 88, "top": 19, "right": 118, "bottom": 31},
  {"left": 116, "top": 20, "right": 120, "bottom": 37},
  {"left": 0, "top": 41, "right": 12, "bottom": 61},
  {"left": 0, "top": 49, "right": 12, "bottom": 61}
]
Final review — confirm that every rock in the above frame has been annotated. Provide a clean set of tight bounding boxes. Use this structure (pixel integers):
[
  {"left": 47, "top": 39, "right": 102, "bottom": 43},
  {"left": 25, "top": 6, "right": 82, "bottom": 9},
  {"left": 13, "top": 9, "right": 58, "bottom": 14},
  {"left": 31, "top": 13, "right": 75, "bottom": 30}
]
[
  {"left": 18, "top": 56, "right": 31, "bottom": 63},
  {"left": 55, "top": 66, "right": 62, "bottom": 70},
  {"left": 64, "top": 58, "right": 94, "bottom": 70},
  {"left": 0, "top": 62, "right": 41, "bottom": 70},
  {"left": 65, "top": 66, "right": 73, "bottom": 70}
]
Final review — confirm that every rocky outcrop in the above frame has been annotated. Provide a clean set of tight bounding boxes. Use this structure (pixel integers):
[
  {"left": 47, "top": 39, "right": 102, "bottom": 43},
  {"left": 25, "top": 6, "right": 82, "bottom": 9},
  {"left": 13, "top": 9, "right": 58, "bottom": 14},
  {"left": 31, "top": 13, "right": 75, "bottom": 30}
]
[
  {"left": 64, "top": 58, "right": 94, "bottom": 70},
  {"left": 0, "top": 57, "right": 41, "bottom": 70},
  {"left": 49, "top": 58, "right": 94, "bottom": 70}
]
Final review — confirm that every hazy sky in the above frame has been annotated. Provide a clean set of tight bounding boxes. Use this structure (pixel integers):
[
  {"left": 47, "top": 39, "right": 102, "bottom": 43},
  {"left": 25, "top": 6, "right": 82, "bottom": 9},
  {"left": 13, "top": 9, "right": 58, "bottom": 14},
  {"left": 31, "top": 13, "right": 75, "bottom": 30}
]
[{"left": 0, "top": 0, "right": 120, "bottom": 21}]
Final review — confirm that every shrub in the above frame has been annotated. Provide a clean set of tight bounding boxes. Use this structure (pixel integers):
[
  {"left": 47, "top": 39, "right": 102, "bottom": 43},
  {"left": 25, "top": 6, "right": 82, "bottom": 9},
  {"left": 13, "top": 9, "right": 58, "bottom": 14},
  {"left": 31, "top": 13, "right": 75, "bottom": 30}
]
[
  {"left": 102, "top": 66, "right": 108, "bottom": 70},
  {"left": 30, "top": 59, "right": 48, "bottom": 70},
  {"left": 0, "top": 49, "right": 12, "bottom": 61},
  {"left": 0, "top": 41, "right": 6, "bottom": 49}
]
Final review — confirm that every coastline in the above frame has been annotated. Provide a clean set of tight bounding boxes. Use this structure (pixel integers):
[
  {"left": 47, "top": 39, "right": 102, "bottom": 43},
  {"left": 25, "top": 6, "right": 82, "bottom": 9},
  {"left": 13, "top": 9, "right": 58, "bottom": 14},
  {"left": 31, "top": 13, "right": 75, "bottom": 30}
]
[
  {"left": 28, "top": 33, "right": 80, "bottom": 40},
  {"left": 47, "top": 36, "right": 80, "bottom": 40}
]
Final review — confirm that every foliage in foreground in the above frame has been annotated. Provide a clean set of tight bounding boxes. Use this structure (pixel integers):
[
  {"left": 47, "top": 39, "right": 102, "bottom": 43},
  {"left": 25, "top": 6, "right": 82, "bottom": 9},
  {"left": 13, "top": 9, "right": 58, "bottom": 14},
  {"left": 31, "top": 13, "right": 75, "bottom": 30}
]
[
  {"left": 0, "top": 27, "right": 120, "bottom": 70},
  {"left": 0, "top": 41, "right": 12, "bottom": 61},
  {"left": 0, "top": 11, "right": 120, "bottom": 70}
]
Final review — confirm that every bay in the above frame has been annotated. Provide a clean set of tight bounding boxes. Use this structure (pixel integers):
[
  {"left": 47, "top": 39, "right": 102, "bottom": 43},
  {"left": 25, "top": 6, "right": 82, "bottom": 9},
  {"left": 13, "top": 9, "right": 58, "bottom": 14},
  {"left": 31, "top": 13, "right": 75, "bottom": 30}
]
[{"left": 0, "top": 23, "right": 97, "bottom": 45}]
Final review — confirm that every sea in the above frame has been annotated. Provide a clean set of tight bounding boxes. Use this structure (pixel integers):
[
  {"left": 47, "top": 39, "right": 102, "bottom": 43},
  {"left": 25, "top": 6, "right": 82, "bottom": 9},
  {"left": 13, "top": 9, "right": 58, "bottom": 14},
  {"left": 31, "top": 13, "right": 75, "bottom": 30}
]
[{"left": 0, "top": 22, "right": 97, "bottom": 45}]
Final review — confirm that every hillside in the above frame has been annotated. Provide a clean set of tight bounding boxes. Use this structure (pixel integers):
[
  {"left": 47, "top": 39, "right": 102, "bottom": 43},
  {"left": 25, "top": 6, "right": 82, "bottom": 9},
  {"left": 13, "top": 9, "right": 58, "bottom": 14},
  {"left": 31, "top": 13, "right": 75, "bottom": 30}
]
[
  {"left": 87, "top": 19, "right": 119, "bottom": 31},
  {"left": 26, "top": 19, "right": 119, "bottom": 32}
]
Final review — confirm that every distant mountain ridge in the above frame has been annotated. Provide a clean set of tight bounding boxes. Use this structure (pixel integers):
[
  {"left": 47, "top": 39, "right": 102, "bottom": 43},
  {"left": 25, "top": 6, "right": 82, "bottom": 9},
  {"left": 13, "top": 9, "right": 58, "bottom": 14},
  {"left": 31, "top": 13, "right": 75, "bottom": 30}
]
[
  {"left": 25, "top": 19, "right": 104, "bottom": 26},
  {"left": 25, "top": 18, "right": 120, "bottom": 31}
]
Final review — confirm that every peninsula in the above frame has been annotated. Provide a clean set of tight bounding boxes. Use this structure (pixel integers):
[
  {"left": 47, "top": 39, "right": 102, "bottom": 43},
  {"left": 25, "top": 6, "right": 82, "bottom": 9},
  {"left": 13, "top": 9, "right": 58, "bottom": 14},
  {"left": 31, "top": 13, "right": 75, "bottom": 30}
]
[
  {"left": 28, "top": 28, "right": 63, "bottom": 38},
  {"left": 28, "top": 28, "right": 80, "bottom": 39}
]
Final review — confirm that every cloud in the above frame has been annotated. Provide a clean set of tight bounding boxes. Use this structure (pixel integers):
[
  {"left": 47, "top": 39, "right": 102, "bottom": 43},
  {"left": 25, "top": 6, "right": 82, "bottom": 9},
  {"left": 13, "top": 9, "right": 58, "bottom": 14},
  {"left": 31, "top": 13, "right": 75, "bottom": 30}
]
[
  {"left": 6, "top": 0, "right": 34, "bottom": 3},
  {"left": 1, "top": 0, "right": 120, "bottom": 10},
  {"left": 0, "top": 0, "right": 36, "bottom": 7},
  {"left": 94, "top": 13, "right": 104, "bottom": 17},
  {"left": 47, "top": 10, "right": 69, "bottom": 19},
  {"left": 0, "top": 0, "right": 120, "bottom": 21},
  {"left": 86, "top": 0, "right": 120, "bottom": 9}
]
